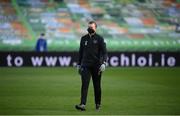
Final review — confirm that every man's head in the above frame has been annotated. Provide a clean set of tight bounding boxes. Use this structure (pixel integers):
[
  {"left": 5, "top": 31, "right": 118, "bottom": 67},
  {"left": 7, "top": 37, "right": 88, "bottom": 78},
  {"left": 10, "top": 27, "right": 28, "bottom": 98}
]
[
  {"left": 87, "top": 21, "right": 97, "bottom": 34},
  {"left": 40, "top": 33, "right": 45, "bottom": 39}
]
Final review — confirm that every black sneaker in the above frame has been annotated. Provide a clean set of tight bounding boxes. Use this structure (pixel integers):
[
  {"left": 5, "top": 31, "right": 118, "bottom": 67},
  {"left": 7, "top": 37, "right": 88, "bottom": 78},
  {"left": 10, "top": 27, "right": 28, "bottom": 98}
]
[
  {"left": 75, "top": 104, "right": 86, "bottom": 111},
  {"left": 96, "top": 104, "right": 101, "bottom": 110}
]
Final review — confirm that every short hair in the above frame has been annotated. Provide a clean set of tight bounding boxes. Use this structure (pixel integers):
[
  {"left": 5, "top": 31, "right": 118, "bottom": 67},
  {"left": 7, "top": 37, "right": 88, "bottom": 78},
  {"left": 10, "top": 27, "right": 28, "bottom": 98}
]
[
  {"left": 88, "top": 21, "right": 97, "bottom": 28},
  {"left": 41, "top": 33, "right": 45, "bottom": 36}
]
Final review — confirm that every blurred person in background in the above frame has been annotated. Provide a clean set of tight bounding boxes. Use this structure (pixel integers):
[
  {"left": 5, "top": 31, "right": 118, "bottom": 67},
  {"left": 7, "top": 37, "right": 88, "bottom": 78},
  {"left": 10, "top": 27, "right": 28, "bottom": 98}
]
[
  {"left": 35, "top": 33, "right": 47, "bottom": 52},
  {"left": 174, "top": 19, "right": 180, "bottom": 33}
]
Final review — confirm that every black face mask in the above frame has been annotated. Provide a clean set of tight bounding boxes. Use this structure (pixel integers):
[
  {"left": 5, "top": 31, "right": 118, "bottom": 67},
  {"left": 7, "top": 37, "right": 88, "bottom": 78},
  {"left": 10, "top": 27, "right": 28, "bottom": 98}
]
[{"left": 87, "top": 28, "right": 95, "bottom": 34}]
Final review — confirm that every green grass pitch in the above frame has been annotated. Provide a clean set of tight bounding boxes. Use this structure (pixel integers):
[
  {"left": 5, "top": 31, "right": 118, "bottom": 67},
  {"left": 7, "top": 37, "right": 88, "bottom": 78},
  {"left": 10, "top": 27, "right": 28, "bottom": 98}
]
[{"left": 0, "top": 67, "right": 180, "bottom": 115}]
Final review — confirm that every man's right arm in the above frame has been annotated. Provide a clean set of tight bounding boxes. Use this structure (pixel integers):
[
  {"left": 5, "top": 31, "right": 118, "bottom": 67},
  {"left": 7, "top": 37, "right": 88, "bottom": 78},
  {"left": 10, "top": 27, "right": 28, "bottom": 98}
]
[{"left": 78, "top": 38, "right": 83, "bottom": 66}]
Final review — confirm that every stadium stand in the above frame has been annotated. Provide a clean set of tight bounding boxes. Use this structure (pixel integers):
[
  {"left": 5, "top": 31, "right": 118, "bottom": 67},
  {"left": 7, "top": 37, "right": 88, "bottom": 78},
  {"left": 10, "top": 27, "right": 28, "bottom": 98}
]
[{"left": 0, "top": 0, "right": 180, "bottom": 51}]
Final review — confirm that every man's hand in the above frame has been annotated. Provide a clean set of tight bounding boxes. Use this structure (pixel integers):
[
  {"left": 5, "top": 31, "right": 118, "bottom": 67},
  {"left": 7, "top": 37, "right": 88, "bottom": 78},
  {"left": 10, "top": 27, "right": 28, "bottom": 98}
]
[
  {"left": 76, "top": 65, "right": 81, "bottom": 70},
  {"left": 99, "top": 63, "right": 106, "bottom": 72},
  {"left": 76, "top": 65, "right": 81, "bottom": 75}
]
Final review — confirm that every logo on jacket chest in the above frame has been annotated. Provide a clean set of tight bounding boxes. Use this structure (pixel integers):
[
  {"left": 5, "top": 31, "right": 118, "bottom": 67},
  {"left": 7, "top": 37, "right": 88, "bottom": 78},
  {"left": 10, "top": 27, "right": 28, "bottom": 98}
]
[
  {"left": 85, "top": 41, "right": 88, "bottom": 46},
  {"left": 93, "top": 39, "right": 98, "bottom": 44},
  {"left": 84, "top": 39, "right": 97, "bottom": 46}
]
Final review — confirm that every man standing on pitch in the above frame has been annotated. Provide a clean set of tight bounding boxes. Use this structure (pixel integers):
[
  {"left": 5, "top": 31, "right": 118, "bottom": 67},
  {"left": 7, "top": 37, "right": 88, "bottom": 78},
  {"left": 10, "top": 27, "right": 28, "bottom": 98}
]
[{"left": 75, "top": 21, "right": 107, "bottom": 111}]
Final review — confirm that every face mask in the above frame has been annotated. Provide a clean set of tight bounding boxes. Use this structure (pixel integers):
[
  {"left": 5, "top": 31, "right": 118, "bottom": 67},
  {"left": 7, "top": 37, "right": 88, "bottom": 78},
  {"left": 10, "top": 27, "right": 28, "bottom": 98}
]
[{"left": 87, "top": 28, "right": 95, "bottom": 34}]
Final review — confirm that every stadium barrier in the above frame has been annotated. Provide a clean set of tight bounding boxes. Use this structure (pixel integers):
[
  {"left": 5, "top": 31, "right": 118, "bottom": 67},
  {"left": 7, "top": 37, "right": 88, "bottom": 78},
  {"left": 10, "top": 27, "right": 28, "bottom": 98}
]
[{"left": 0, "top": 52, "right": 179, "bottom": 67}]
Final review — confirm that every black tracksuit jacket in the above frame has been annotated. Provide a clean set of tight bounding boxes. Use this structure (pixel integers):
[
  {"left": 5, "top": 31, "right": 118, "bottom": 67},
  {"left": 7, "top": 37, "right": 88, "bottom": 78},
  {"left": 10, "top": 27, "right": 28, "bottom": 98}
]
[{"left": 78, "top": 33, "right": 107, "bottom": 66}]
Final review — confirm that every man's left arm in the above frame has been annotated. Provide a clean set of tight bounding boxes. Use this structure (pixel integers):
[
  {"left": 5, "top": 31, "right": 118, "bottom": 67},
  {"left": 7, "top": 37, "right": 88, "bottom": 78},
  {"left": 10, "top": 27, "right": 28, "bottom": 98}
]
[
  {"left": 99, "top": 37, "right": 108, "bottom": 72},
  {"left": 100, "top": 37, "right": 107, "bottom": 64}
]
